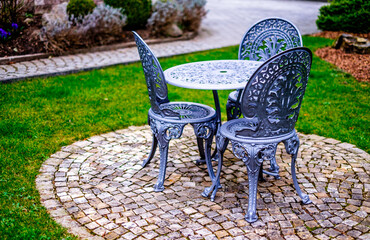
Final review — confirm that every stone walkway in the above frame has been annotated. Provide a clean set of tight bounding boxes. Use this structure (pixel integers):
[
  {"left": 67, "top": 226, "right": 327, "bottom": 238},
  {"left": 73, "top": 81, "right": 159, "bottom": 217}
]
[
  {"left": 0, "top": 0, "right": 326, "bottom": 83},
  {"left": 36, "top": 125, "right": 370, "bottom": 240}
]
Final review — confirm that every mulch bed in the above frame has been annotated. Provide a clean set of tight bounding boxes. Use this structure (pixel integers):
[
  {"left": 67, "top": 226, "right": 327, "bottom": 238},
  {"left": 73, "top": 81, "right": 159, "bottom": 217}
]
[
  {"left": 311, "top": 31, "right": 370, "bottom": 40},
  {"left": 315, "top": 47, "right": 369, "bottom": 82},
  {"left": 312, "top": 31, "right": 369, "bottom": 82}
]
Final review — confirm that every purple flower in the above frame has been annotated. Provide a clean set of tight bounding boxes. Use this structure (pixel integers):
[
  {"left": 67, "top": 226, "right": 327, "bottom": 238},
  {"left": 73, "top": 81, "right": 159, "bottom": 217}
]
[
  {"left": 0, "top": 28, "right": 8, "bottom": 38},
  {"left": 11, "top": 23, "right": 18, "bottom": 29}
]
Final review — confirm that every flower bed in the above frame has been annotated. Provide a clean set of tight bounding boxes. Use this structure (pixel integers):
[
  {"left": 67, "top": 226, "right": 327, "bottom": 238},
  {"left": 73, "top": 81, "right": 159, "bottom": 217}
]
[{"left": 0, "top": 0, "right": 207, "bottom": 58}]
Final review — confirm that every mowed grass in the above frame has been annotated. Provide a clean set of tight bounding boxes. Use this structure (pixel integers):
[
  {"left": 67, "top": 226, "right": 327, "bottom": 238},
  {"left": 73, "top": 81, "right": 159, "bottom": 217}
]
[{"left": 0, "top": 36, "right": 369, "bottom": 239}]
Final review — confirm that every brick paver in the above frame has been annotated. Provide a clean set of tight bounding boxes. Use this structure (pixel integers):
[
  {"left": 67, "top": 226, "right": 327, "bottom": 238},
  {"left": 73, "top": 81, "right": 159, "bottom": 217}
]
[
  {"left": 0, "top": 0, "right": 325, "bottom": 83},
  {"left": 36, "top": 125, "right": 370, "bottom": 240}
]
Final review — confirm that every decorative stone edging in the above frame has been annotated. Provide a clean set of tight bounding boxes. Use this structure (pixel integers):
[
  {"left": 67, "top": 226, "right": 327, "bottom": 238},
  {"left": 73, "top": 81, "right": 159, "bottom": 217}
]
[
  {"left": 0, "top": 33, "right": 196, "bottom": 65},
  {"left": 36, "top": 125, "right": 370, "bottom": 240}
]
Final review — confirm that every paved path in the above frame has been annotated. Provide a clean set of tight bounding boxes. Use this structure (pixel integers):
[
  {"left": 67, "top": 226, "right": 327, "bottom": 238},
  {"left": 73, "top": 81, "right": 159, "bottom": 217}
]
[
  {"left": 0, "top": 0, "right": 326, "bottom": 83},
  {"left": 37, "top": 125, "right": 370, "bottom": 240}
]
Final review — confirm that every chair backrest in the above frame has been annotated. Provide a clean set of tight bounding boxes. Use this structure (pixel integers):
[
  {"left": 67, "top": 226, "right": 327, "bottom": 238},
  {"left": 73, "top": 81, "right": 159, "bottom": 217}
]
[
  {"left": 237, "top": 47, "right": 312, "bottom": 138},
  {"left": 133, "top": 31, "right": 170, "bottom": 116},
  {"left": 238, "top": 18, "right": 302, "bottom": 61}
]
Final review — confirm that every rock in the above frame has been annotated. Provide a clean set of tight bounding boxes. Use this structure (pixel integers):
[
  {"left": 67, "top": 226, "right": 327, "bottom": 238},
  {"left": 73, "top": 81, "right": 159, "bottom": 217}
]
[
  {"left": 42, "top": 2, "right": 69, "bottom": 26},
  {"left": 164, "top": 23, "right": 183, "bottom": 37},
  {"left": 333, "top": 34, "right": 370, "bottom": 54},
  {"left": 24, "top": 18, "right": 34, "bottom": 25}
]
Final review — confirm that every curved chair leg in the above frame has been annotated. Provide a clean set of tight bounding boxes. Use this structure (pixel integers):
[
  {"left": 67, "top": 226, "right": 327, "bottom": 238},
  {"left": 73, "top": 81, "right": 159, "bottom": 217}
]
[
  {"left": 243, "top": 145, "right": 264, "bottom": 223},
  {"left": 142, "top": 134, "right": 158, "bottom": 167},
  {"left": 150, "top": 119, "right": 185, "bottom": 192},
  {"left": 202, "top": 134, "right": 228, "bottom": 201},
  {"left": 154, "top": 143, "right": 169, "bottom": 192},
  {"left": 196, "top": 137, "right": 206, "bottom": 165},
  {"left": 231, "top": 142, "right": 275, "bottom": 223},
  {"left": 284, "top": 133, "right": 312, "bottom": 204}
]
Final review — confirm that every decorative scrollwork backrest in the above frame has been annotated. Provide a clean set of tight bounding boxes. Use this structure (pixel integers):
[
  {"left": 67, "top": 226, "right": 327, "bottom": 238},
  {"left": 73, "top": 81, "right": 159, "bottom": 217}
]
[
  {"left": 238, "top": 47, "right": 312, "bottom": 138},
  {"left": 133, "top": 31, "right": 170, "bottom": 115},
  {"left": 238, "top": 18, "right": 302, "bottom": 61}
]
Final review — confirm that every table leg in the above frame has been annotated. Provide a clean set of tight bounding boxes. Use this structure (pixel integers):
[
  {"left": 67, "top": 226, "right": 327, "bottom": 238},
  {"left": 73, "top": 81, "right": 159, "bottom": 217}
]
[
  {"left": 212, "top": 90, "right": 221, "bottom": 127},
  {"left": 211, "top": 90, "right": 221, "bottom": 160}
]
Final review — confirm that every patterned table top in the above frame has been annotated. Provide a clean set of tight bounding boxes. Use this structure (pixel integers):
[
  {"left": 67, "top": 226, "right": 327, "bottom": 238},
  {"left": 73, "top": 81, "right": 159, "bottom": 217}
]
[{"left": 164, "top": 60, "right": 263, "bottom": 90}]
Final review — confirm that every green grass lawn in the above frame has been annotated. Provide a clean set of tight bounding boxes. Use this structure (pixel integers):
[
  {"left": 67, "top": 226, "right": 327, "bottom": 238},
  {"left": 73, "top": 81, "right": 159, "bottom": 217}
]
[{"left": 0, "top": 36, "right": 369, "bottom": 239}]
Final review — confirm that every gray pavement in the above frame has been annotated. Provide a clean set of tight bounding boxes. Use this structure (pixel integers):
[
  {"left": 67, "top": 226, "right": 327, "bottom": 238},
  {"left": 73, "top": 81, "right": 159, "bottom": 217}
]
[
  {"left": 37, "top": 125, "right": 370, "bottom": 240},
  {"left": 0, "top": 0, "right": 326, "bottom": 83}
]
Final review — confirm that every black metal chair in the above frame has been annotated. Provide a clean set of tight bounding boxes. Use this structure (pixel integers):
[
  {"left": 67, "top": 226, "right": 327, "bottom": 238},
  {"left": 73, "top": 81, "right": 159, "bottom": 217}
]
[
  {"left": 133, "top": 31, "right": 217, "bottom": 192},
  {"left": 203, "top": 47, "right": 313, "bottom": 223},
  {"left": 226, "top": 17, "right": 303, "bottom": 180}
]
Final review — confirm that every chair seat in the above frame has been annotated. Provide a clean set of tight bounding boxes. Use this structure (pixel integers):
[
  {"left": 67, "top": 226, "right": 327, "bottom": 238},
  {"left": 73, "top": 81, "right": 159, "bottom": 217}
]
[
  {"left": 149, "top": 102, "right": 216, "bottom": 124},
  {"left": 220, "top": 118, "right": 295, "bottom": 143}
]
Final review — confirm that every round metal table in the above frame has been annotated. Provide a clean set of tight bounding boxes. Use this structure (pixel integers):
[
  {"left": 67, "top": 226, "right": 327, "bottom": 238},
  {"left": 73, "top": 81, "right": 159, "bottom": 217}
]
[
  {"left": 164, "top": 60, "right": 262, "bottom": 90},
  {"left": 164, "top": 60, "right": 263, "bottom": 123}
]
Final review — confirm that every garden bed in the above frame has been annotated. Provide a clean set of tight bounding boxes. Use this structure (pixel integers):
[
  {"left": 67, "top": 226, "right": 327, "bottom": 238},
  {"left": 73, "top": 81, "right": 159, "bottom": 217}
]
[
  {"left": 312, "top": 31, "right": 370, "bottom": 82},
  {"left": 0, "top": 18, "right": 152, "bottom": 58},
  {"left": 0, "top": 15, "right": 45, "bottom": 57},
  {"left": 0, "top": 0, "right": 205, "bottom": 59}
]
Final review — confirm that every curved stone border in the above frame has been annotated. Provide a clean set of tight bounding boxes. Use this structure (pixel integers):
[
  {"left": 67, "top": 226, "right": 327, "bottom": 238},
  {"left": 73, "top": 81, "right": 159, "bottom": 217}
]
[
  {"left": 0, "top": 33, "right": 196, "bottom": 66},
  {"left": 36, "top": 125, "right": 370, "bottom": 240}
]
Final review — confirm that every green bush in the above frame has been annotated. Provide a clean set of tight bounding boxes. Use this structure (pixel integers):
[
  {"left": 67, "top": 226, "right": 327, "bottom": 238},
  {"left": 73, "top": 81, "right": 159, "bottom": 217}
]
[
  {"left": 104, "top": 0, "right": 151, "bottom": 29},
  {"left": 316, "top": 0, "right": 370, "bottom": 33},
  {"left": 67, "top": 0, "right": 96, "bottom": 19}
]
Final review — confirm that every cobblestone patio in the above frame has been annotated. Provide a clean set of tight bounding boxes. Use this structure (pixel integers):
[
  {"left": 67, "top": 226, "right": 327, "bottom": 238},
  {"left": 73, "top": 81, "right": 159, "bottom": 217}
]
[{"left": 36, "top": 125, "right": 370, "bottom": 240}]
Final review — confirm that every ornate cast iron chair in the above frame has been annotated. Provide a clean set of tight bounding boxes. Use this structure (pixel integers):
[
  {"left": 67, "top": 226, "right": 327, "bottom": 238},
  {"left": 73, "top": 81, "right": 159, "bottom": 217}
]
[
  {"left": 203, "top": 47, "right": 313, "bottom": 223},
  {"left": 226, "top": 17, "right": 303, "bottom": 180},
  {"left": 227, "top": 18, "right": 302, "bottom": 120},
  {"left": 133, "top": 32, "right": 217, "bottom": 192}
]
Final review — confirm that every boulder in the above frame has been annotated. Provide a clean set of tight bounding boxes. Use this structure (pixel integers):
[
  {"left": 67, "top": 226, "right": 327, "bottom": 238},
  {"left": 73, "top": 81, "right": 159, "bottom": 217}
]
[
  {"left": 334, "top": 34, "right": 370, "bottom": 54},
  {"left": 164, "top": 23, "right": 183, "bottom": 37}
]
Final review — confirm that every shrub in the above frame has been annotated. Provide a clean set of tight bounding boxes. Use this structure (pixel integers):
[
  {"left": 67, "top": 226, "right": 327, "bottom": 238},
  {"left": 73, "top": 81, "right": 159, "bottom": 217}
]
[
  {"left": 147, "top": 0, "right": 179, "bottom": 36},
  {"left": 42, "top": 4, "right": 127, "bottom": 54},
  {"left": 67, "top": 0, "right": 96, "bottom": 20},
  {"left": 176, "top": 0, "right": 207, "bottom": 32},
  {"left": 104, "top": 0, "right": 151, "bottom": 29},
  {"left": 81, "top": 4, "right": 127, "bottom": 38},
  {"left": 316, "top": 0, "right": 370, "bottom": 33},
  {"left": 147, "top": 0, "right": 207, "bottom": 36}
]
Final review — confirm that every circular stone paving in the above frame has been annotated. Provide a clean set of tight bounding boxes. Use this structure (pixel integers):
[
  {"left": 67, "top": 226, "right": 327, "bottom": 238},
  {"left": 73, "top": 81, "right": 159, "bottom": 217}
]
[{"left": 36, "top": 125, "right": 370, "bottom": 240}]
